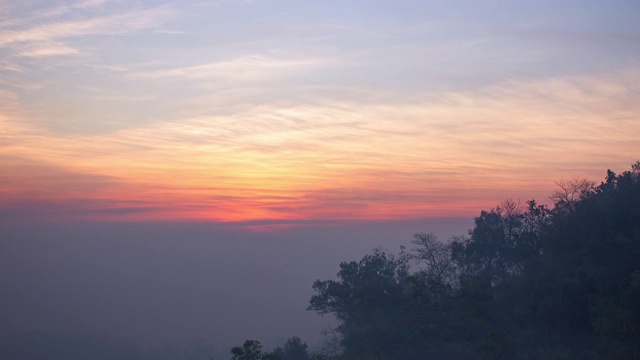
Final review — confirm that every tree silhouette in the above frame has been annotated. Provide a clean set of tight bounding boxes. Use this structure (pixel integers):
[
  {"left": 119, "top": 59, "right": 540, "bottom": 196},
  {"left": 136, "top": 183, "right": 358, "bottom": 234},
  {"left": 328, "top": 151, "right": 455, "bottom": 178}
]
[{"left": 231, "top": 340, "right": 264, "bottom": 360}]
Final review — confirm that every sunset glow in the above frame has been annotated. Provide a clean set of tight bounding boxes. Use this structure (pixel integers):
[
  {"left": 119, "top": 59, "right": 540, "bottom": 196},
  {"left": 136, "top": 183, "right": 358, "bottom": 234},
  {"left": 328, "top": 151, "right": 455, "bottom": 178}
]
[
  {"left": 2, "top": 1, "right": 639, "bottom": 225},
  {"left": 3, "top": 2, "right": 640, "bottom": 355}
]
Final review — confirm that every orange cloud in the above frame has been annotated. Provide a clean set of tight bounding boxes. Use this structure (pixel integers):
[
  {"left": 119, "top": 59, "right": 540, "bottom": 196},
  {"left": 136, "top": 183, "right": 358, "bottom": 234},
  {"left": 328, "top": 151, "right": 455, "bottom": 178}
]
[{"left": 1, "top": 69, "right": 639, "bottom": 224}]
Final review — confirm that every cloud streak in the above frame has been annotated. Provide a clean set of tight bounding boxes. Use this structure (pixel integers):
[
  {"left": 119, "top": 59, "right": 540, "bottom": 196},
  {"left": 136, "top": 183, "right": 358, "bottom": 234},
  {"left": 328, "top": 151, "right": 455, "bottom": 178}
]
[
  {"left": 133, "top": 54, "right": 327, "bottom": 81},
  {"left": 2, "top": 66, "right": 639, "bottom": 223},
  {"left": 1, "top": 1, "right": 639, "bottom": 225},
  {"left": 0, "top": 2, "right": 175, "bottom": 63},
  {"left": 1, "top": 8, "right": 171, "bottom": 46}
]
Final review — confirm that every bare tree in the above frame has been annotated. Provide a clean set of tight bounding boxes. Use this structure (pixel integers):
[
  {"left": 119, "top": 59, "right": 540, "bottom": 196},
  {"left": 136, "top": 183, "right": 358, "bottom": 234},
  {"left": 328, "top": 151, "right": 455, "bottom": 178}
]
[
  {"left": 549, "top": 178, "right": 594, "bottom": 210},
  {"left": 411, "top": 233, "right": 456, "bottom": 286}
]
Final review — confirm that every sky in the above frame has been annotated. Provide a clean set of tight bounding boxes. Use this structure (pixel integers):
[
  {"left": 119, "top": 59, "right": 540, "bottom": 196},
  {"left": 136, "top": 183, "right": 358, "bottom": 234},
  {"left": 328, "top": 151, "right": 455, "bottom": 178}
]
[
  {"left": 1, "top": 0, "right": 639, "bottom": 224},
  {"left": 1, "top": 0, "right": 640, "bottom": 355}
]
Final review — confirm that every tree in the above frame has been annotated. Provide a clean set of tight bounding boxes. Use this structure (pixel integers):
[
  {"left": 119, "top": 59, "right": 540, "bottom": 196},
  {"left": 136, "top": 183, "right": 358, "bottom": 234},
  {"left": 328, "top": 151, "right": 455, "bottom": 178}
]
[
  {"left": 308, "top": 248, "right": 410, "bottom": 359},
  {"left": 231, "top": 340, "right": 264, "bottom": 360},
  {"left": 266, "top": 337, "right": 310, "bottom": 360},
  {"left": 510, "top": 162, "right": 640, "bottom": 358},
  {"left": 411, "top": 233, "right": 456, "bottom": 287},
  {"left": 452, "top": 202, "right": 520, "bottom": 289},
  {"left": 549, "top": 178, "right": 594, "bottom": 211},
  {"left": 306, "top": 162, "right": 640, "bottom": 359},
  {"left": 280, "top": 337, "right": 309, "bottom": 360},
  {"left": 314, "top": 327, "right": 343, "bottom": 359},
  {"left": 451, "top": 199, "right": 550, "bottom": 292},
  {"left": 478, "top": 332, "right": 515, "bottom": 360},
  {"left": 308, "top": 248, "right": 409, "bottom": 320}
]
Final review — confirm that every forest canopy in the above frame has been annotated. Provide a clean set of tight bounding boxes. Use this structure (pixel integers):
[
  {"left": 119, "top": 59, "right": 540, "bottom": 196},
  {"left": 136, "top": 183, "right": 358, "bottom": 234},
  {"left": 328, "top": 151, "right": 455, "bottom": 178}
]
[{"left": 302, "top": 162, "right": 640, "bottom": 360}]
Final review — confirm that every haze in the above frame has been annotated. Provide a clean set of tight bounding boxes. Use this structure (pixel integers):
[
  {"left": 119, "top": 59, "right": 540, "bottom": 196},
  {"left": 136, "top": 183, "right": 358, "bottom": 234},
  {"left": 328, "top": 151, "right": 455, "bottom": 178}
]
[{"left": 1, "top": 0, "right": 639, "bottom": 358}]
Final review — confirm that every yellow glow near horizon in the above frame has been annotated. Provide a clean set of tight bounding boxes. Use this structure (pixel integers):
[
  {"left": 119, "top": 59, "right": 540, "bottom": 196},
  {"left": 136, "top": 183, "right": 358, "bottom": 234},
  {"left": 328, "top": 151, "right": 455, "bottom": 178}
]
[{"left": 1, "top": 69, "right": 640, "bottom": 223}]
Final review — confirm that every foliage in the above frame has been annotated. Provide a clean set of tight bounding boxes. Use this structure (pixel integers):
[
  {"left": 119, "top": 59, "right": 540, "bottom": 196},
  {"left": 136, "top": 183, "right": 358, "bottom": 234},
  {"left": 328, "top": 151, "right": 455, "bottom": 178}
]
[
  {"left": 270, "top": 337, "right": 309, "bottom": 360},
  {"left": 231, "top": 340, "right": 264, "bottom": 360},
  {"left": 231, "top": 337, "right": 312, "bottom": 360},
  {"left": 232, "top": 162, "right": 640, "bottom": 360},
  {"left": 308, "top": 248, "right": 411, "bottom": 359},
  {"left": 307, "top": 162, "right": 640, "bottom": 359}
]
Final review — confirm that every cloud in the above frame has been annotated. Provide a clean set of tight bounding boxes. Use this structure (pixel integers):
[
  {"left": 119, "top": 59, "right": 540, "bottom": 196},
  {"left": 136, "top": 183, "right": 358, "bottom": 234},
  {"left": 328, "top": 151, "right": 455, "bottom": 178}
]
[
  {"left": 1, "top": 65, "right": 639, "bottom": 223},
  {"left": 153, "top": 29, "right": 189, "bottom": 35},
  {"left": 0, "top": 3, "right": 175, "bottom": 61},
  {"left": 14, "top": 42, "right": 80, "bottom": 57},
  {"left": 0, "top": 7, "right": 172, "bottom": 46},
  {"left": 132, "top": 54, "right": 328, "bottom": 82},
  {"left": 76, "top": 0, "right": 109, "bottom": 9}
]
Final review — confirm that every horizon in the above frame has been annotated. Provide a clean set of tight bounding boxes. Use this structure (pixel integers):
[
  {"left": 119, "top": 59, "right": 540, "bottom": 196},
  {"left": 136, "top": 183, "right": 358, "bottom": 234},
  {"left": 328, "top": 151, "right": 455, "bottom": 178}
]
[{"left": 1, "top": 0, "right": 639, "bottom": 357}]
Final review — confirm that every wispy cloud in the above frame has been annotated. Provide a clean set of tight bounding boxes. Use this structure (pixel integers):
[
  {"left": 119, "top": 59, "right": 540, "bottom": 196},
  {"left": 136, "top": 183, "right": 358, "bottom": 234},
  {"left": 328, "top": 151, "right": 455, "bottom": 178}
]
[
  {"left": 132, "top": 54, "right": 328, "bottom": 81},
  {"left": 14, "top": 42, "right": 80, "bottom": 57},
  {"left": 0, "top": 7, "right": 172, "bottom": 47},
  {"left": 1, "top": 1, "right": 638, "bottom": 224},
  {"left": 2, "top": 67, "right": 638, "bottom": 222},
  {"left": 153, "top": 29, "right": 189, "bottom": 35},
  {"left": 0, "top": 3, "right": 176, "bottom": 61}
]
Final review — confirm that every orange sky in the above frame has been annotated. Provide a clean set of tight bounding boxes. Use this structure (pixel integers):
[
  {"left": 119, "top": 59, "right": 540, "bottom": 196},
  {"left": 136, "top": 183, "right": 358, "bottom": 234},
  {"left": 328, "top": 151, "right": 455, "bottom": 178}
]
[{"left": 1, "top": 1, "right": 640, "bottom": 225}]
